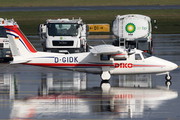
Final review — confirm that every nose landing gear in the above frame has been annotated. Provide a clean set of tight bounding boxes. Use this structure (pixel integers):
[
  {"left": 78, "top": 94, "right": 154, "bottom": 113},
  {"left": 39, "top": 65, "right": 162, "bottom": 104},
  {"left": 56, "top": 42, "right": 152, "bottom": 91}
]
[
  {"left": 165, "top": 73, "right": 172, "bottom": 87},
  {"left": 165, "top": 74, "right": 172, "bottom": 81}
]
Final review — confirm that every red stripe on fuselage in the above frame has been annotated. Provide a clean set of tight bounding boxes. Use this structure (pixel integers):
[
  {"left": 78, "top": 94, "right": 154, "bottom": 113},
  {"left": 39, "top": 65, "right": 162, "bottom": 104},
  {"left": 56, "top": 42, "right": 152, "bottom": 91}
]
[
  {"left": 23, "top": 63, "right": 165, "bottom": 68},
  {"left": 133, "top": 65, "right": 166, "bottom": 67},
  {"left": 23, "top": 63, "right": 114, "bottom": 67},
  {"left": 5, "top": 25, "right": 37, "bottom": 53}
]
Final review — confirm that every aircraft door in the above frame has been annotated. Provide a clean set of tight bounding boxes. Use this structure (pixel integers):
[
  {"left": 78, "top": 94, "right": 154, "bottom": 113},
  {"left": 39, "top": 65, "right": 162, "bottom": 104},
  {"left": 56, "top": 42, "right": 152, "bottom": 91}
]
[{"left": 134, "top": 53, "right": 145, "bottom": 73}]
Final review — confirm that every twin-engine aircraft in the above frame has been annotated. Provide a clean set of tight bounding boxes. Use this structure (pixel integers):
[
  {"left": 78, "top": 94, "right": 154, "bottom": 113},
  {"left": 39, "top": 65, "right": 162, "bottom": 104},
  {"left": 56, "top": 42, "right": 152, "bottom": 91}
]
[{"left": 5, "top": 25, "right": 178, "bottom": 85}]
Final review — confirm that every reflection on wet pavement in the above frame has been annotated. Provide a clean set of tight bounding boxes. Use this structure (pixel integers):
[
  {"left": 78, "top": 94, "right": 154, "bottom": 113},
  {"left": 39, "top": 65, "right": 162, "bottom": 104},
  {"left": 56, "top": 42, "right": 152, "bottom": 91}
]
[{"left": 0, "top": 67, "right": 178, "bottom": 119}]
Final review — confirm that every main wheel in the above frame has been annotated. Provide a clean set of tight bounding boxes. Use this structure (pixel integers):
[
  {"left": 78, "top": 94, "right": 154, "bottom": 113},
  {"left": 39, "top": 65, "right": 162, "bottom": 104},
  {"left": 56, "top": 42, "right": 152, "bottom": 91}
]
[
  {"left": 165, "top": 74, "right": 172, "bottom": 81},
  {"left": 101, "top": 71, "right": 111, "bottom": 80}
]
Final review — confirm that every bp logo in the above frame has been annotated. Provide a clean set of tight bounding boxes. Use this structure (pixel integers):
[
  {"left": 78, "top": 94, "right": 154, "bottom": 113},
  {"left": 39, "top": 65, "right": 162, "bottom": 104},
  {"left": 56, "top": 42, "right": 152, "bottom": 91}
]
[{"left": 125, "top": 23, "right": 136, "bottom": 33}]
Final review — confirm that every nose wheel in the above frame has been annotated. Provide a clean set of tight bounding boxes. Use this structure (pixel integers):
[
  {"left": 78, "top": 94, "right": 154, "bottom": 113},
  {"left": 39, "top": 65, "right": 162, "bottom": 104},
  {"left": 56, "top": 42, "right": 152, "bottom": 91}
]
[
  {"left": 165, "top": 74, "right": 172, "bottom": 81},
  {"left": 165, "top": 73, "right": 172, "bottom": 87}
]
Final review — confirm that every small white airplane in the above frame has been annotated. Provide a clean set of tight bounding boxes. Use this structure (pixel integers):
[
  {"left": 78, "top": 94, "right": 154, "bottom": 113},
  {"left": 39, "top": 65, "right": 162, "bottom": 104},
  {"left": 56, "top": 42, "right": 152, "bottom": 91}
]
[{"left": 5, "top": 25, "right": 178, "bottom": 86}]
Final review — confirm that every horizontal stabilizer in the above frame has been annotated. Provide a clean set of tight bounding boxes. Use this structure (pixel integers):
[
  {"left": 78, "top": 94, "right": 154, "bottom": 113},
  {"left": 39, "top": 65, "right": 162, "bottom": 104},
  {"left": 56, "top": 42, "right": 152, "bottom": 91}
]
[
  {"left": 90, "top": 44, "right": 125, "bottom": 55},
  {"left": 10, "top": 59, "right": 32, "bottom": 64}
]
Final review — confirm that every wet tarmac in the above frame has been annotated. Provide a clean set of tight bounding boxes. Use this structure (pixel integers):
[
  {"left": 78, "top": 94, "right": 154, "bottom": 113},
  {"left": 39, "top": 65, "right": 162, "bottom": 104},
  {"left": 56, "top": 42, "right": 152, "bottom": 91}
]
[
  {"left": 1, "top": 5, "right": 180, "bottom": 12},
  {"left": 0, "top": 34, "right": 180, "bottom": 119}
]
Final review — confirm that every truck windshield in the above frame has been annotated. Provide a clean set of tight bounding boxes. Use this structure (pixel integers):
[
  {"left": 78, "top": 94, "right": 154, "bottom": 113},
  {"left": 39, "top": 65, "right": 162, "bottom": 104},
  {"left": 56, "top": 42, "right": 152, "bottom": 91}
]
[
  {"left": 48, "top": 23, "right": 78, "bottom": 36},
  {"left": 0, "top": 26, "right": 7, "bottom": 38}
]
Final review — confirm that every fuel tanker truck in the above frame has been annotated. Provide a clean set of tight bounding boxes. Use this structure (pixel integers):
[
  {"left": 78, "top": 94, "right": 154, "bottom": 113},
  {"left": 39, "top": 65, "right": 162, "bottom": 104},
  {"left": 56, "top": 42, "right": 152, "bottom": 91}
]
[{"left": 112, "top": 14, "right": 154, "bottom": 54}]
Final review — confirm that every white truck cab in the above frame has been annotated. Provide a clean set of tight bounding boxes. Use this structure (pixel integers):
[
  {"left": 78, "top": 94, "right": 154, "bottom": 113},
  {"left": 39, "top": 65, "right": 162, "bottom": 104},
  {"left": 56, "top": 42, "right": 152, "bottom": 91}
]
[
  {"left": 38, "top": 18, "right": 89, "bottom": 53},
  {"left": 0, "top": 18, "right": 18, "bottom": 62}
]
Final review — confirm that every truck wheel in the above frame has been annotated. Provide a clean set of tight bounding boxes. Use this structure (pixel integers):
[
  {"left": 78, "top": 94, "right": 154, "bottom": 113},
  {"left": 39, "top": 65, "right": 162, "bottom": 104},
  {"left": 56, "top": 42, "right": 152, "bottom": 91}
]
[
  {"left": 43, "top": 48, "right": 47, "bottom": 52},
  {"left": 4, "top": 58, "right": 13, "bottom": 62},
  {"left": 86, "top": 44, "right": 89, "bottom": 52},
  {"left": 148, "top": 42, "right": 152, "bottom": 54},
  {"left": 149, "top": 41, "right": 153, "bottom": 55}
]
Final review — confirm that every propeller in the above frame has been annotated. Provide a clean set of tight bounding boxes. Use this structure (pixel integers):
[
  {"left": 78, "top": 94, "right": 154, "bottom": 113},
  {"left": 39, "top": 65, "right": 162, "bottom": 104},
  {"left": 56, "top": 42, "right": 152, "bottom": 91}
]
[{"left": 126, "top": 45, "right": 135, "bottom": 55}]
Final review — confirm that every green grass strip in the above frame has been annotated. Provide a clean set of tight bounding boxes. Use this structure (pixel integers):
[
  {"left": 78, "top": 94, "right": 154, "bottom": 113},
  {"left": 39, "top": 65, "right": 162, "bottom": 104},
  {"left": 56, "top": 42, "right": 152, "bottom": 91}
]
[
  {"left": 1, "top": 9, "right": 180, "bottom": 34},
  {"left": 1, "top": 0, "right": 180, "bottom": 7}
]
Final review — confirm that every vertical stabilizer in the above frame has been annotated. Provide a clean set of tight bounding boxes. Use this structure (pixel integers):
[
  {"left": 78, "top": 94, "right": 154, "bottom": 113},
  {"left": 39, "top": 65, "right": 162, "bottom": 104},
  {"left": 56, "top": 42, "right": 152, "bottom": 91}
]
[{"left": 5, "top": 25, "right": 36, "bottom": 57}]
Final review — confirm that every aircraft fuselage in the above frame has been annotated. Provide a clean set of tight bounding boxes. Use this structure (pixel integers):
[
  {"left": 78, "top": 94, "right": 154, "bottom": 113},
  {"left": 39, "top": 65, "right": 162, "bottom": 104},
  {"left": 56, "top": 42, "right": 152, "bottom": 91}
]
[{"left": 22, "top": 50, "right": 177, "bottom": 76}]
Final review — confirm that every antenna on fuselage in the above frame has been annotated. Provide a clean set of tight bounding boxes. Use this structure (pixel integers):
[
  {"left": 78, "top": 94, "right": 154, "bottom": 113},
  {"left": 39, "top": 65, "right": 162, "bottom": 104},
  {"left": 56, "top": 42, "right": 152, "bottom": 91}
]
[
  {"left": 102, "top": 40, "right": 106, "bottom": 45},
  {"left": 102, "top": 40, "right": 111, "bottom": 49}
]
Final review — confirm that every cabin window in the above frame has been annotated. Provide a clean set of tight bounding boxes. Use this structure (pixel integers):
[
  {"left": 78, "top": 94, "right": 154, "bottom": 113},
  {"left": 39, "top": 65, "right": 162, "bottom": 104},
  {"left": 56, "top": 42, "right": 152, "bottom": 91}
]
[
  {"left": 135, "top": 54, "right": 142, "bottom": 60},
  {"left": 100, "top": 54, "right": 111, "bottom": 61},
  {"left": 114, "top": 57, "right": 127, "bottom": 61}
]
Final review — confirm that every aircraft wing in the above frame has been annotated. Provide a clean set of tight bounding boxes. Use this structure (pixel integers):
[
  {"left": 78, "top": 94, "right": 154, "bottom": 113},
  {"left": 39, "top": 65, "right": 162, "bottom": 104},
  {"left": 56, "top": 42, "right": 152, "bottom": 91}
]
[{"left": 90, "top": 44, "right": 125, "bottom": 55}]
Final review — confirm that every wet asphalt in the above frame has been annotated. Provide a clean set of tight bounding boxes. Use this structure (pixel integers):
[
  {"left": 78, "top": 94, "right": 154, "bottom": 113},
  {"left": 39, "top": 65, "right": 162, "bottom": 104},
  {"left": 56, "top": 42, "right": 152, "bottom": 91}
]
[{"left": 0, "top": 34, "right": 180, "bottom": 119}]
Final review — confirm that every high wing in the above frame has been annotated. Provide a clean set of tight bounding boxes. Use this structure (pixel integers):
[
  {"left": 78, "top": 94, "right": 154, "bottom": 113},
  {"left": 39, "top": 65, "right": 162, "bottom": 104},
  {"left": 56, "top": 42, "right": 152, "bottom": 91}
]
[{"left": 90, "top": 44, "right": 126, "bottom": 55}]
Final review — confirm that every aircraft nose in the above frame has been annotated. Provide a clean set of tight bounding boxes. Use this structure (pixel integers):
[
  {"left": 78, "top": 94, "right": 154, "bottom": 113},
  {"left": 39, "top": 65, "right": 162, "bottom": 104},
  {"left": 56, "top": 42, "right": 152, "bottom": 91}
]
[{"left": 166, "top": 61, "right": 178, "bottom": 71}]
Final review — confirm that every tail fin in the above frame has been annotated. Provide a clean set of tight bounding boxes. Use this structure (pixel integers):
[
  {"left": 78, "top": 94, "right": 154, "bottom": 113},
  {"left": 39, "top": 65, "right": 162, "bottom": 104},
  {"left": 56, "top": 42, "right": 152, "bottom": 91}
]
[{"left": 5, "top": 25, "right": 36, "bottom": 57}]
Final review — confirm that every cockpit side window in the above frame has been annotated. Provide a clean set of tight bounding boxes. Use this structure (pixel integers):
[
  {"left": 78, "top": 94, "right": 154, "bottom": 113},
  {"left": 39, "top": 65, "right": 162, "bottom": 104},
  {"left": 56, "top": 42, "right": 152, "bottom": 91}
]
[
  {"left": 142, "top": 52, "right": 151, "bottom": 59},
  {"left": 135, "top": 54, "right": 142, "bottom": 60}
]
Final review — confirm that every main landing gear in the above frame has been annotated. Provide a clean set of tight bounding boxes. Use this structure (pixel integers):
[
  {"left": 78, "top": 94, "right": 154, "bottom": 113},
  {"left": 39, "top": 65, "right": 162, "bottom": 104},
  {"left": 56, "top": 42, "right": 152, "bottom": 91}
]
[
  {"left": 101, "top": 71, "right": 111, "bottom": 80},
  {"left": 100, "top": 71, "right": 111, "bottom": 91},
  {"left": 165, "top": 73, "right": 172, "bottom": 87}
]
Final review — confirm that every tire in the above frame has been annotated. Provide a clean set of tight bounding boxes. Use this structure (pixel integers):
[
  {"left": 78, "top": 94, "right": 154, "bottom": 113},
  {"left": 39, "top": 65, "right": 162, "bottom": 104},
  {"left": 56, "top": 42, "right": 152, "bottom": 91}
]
[{"left": 165, "top": 74, "right": 172, "bottom": 81}]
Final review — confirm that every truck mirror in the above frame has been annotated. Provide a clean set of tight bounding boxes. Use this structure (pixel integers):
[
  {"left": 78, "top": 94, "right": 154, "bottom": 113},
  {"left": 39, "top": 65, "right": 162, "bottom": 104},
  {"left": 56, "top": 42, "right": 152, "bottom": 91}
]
[
  {"left": 86, "top": 25, "right": 89, "bottom": 32},
  {"left": 154, "top": 20, "right": 158, "bottom": 29},
  {"left": 37, "top": 24, "right": 40, "bottom": 35},
  {"left": 76, "top": 24, "right": 80, "bottom": 29},
  {"left": 44, "top": 23, "right": 51, "bottom": 28},
  {"left": 41, "top": 34, "right": 46, "bottom": 39}
]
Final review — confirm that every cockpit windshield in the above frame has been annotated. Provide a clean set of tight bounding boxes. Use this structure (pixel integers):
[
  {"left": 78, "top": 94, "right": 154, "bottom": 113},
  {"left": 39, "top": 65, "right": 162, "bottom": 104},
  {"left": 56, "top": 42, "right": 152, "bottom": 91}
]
[
  {"left": 48, "top": 23, "right": 78, "bottom": 36},
  {"left": 142, "top": 52, "right": 151, "bottom": 59}
]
